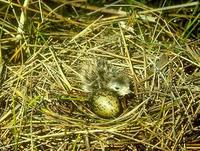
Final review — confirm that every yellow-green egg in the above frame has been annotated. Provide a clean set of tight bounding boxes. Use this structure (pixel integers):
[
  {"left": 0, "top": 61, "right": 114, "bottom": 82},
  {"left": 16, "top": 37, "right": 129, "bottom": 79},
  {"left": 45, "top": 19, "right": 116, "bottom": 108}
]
[{"left": 90, "top": 90, "right": 122, "bottom": 119}]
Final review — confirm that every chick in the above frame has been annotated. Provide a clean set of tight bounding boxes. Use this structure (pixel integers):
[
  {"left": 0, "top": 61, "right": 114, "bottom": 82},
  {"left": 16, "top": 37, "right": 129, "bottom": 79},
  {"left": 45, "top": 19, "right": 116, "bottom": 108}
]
[{"left": 80, "top": 58, "right": 131, "bottom": 96}]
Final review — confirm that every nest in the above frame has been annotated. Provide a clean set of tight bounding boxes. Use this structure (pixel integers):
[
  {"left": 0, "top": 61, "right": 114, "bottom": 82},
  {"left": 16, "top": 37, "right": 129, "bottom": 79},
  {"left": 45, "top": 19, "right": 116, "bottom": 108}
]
[{"left": 0, "top": 0, "right": 199, "bottom": 150}]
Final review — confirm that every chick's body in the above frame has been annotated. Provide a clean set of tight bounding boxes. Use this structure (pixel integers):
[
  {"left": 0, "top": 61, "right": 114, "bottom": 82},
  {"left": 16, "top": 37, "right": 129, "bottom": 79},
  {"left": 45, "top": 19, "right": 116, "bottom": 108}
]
[{"left": 80, "top": 58, "right": 131, "bottom": 96}]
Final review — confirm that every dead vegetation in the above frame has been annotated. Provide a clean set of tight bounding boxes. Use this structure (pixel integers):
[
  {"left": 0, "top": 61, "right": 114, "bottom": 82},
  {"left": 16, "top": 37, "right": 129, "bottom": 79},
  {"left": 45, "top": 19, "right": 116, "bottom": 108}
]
[{"left": 0, "top": 0, "right": 200, "bottom": 150}]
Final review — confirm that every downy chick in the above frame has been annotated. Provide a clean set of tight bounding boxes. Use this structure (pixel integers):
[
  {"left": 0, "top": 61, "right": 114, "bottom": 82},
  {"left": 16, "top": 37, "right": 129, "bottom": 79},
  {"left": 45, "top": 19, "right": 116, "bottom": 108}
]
[{"left": 80, "top": 58, "right": 131, "bottom": 96}]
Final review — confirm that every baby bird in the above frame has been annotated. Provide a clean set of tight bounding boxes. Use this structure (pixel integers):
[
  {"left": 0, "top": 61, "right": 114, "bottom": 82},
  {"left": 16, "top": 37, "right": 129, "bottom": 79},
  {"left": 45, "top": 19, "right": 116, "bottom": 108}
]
[{"left": 80, "top": 58, "right": 131, "bottom": 96}]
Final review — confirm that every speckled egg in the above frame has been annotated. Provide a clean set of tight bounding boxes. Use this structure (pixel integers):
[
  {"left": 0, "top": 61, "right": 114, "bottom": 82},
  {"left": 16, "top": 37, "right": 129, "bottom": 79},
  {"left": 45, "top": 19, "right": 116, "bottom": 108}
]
[{"left": 90, "top": 90, "right": 122, "bottom": 119}]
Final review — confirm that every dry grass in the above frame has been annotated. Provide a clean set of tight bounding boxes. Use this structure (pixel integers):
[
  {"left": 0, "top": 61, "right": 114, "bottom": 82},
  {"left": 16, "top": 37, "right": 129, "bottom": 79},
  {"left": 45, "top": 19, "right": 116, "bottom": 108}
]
[{"left": 0, "top": 0, "right": 200, "bottom": 150}]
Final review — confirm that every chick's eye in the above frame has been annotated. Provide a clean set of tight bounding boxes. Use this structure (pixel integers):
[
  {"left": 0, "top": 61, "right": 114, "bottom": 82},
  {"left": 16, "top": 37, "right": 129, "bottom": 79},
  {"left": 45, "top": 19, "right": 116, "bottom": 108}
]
[{"left": 115, "top": 87, "right": 120, "bottom": 90}]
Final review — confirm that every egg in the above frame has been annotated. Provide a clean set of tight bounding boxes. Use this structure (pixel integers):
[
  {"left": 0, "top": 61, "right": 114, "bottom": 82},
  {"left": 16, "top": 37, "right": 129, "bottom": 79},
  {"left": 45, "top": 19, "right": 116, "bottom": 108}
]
[{"left": 90, "top": 90, "right": 122, "bottom": 119}]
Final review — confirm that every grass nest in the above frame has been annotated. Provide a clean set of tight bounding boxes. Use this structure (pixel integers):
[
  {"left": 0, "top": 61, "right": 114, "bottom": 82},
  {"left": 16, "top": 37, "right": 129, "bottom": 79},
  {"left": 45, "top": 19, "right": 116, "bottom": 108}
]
[{"left": 0, "top": 0, "right": 200, "bottom": 150}]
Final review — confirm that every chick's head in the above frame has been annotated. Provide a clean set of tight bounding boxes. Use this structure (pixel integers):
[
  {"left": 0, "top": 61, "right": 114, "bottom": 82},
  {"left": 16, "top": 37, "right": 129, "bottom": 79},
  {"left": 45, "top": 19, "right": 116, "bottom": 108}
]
[{"left": 107, "top": 76, "right": 131, "bottom": 96}]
